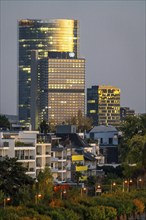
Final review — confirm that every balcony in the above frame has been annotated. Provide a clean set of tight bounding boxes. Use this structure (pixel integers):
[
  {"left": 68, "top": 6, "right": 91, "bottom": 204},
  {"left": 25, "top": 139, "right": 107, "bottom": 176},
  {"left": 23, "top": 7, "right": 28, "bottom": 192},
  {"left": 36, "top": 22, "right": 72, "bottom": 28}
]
[
  {"left": 51, "top": 168, "right": 58, "bottom": 172},
  {"left": 0, "top": 145, "right": 9, "bottom": 149},
  {"left": 17, "top": 156, "right": 35, "bottom": 161},
  {"left": 15, "top": 142, "right": 34, "bottom": 147},
  {"left": 58, "top": 157, "right": 66, "bottom": 162},
  {"left": 26, "top": 168, "right": 35, "bottom": 172},
  {"left": 58, "top": 167, "right": 66, "bottom": 173},
  {"left": 51, "top": 157, "right": 58, "bottom": 162},
  {"left": 76, "top": 166, "right": 88, "bottom": 172}
]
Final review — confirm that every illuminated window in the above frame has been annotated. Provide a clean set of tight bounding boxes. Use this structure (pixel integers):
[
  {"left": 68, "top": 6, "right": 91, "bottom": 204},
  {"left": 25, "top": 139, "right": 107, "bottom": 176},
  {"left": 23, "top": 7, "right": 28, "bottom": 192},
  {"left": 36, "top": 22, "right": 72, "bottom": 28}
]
[{"left": 90, "top": 110, "right": 96, "bottom": 113}]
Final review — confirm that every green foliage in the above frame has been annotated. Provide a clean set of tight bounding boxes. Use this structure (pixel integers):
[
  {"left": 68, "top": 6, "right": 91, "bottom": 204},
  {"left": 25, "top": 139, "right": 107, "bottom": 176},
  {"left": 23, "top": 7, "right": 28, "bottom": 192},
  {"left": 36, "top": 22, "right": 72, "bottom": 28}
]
[
  {"left": 39, "top": 120, "right": 50, "bottom": 133},
  {"left": 0, "top": 115, "right": 10, "bottom": 129},
  {"left": 0, "top": 157, "right": 34, "bottom": 205},
  {"left": 0, "top": 206, "right": 51, "bottom": 220},
  {"left": 84, "top": 205, "right": 117, "bottom": 220},
  {"left": 120, "top": 115, "right": 146, "bottom": 139},
  {"left": 119, "top": 114, "right": 146, "bottom": 168},
  {"left": 36, "top": 167, "right": 54, "bottom": 202},
  {"left": 62, "top": 208, "right": 80, "bottom": 220},
  {"left": 142, "top": 142, "right": 146, "bottom": 169},
  {"left": 0, "top": 190, "right": 145, "bottom": 219},
  {"left": 49, "top": 209, "right": 65, "bottom": 220}
]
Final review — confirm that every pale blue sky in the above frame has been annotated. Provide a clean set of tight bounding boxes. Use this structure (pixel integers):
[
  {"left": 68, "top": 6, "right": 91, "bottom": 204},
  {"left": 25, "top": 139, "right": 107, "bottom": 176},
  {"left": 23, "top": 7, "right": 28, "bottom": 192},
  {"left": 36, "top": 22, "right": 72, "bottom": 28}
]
[{"left": 0, "top": 0, "right": 145, "bottom": 115}]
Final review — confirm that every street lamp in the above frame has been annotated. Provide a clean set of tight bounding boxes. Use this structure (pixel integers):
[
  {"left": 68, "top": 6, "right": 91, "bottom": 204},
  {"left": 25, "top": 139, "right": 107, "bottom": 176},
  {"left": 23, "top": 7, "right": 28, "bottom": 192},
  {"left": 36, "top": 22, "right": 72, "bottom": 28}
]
[
  {"left": 137, "top": 178, "right": 142, "bottom": 189},
  {"left": 95, "top": 184, "right": 102, "bottom": 195},
  {"left": 35, "top": 193, "right": 42, "bottom": 204},
  {"left": 123, "top": 179, "right": 132, "bottom": 192},
  {"left": 81, "top": 187, "right": 87, "bottom": 197},
  {"left": 111, "top": 182, "right": 116, "bottom": 192},
  {"left": 60, "top": 190, "right": 66, "bottom": 200},
  {"left": 4, "top": 196, "right": 11, "bottom": 208}
]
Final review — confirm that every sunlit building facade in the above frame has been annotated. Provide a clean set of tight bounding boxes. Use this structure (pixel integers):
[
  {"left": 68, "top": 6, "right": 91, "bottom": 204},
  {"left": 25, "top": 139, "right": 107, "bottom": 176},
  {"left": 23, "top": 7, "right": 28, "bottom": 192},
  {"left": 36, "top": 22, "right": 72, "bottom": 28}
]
[
  {"left": 87, "top": 85, "right": 120, "bottom": 127},
  {"left": 18, "top": 19, "right": 79, "bottom": 125}
]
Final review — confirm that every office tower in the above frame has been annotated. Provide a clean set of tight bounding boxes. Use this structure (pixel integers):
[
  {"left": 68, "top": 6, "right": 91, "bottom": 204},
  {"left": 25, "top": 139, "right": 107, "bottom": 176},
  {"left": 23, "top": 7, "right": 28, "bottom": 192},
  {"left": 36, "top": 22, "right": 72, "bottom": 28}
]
[
  {"left": 31, "top": 51, "right": 85, "bottom": 129},
  {"left": 18, "top": 19, "right": 80, "bottom": 126},
  {"left": 120, "top": 107, "right": 135, "bottom": 121},
  {"left": 87, "top": 85, "right": 120, "bottom": 126}
]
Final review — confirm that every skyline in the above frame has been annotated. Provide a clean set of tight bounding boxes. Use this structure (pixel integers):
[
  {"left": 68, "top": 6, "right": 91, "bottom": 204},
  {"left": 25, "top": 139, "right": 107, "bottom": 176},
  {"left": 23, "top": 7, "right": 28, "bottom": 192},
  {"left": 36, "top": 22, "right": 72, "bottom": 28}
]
[{"left": 0, "top": 0, "right": 145, "bottom": 115}]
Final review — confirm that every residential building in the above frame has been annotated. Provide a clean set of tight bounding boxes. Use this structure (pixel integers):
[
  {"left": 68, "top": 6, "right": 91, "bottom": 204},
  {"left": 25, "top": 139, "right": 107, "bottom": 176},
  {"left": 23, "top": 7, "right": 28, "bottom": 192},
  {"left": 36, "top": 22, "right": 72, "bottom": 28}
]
[
  {"left": 18, "top": 19, "right": 85, "bottom": 129},
  {"left": 86, "top": 125, "right": 119, "bottom": 164},
  {"left": 0, "top": 131, "right": 39, "bottom": 178},
  {"left": 0, "top": 129, "right": 104, "bottom": 182},
  {"left": 87, "top": 85, "right": 120, "bottom": 127}
]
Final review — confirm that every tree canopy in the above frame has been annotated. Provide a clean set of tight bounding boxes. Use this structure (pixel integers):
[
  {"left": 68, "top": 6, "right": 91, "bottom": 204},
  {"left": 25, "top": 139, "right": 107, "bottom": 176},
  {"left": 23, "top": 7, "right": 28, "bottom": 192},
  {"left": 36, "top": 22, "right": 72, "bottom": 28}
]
[
  {"left": 36, "top": 167, "right": 54, "bottom": 202},
  {"left": 119, "top": 114, "right": 146, "bottom": 177},
  {"left": 0, "top": 157, "right": 34, "bottom": 204},
  {"left": 66, "top": 110, "right": 93, "bottom": 132},
  {"left": 0, "top": 115, "right": 10, "bottom": 130}
]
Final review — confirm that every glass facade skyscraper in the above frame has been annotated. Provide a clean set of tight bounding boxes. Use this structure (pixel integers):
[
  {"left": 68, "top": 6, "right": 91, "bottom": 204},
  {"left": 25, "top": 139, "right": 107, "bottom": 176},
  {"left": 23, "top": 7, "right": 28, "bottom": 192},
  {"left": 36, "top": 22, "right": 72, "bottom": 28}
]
[
  {"left": 87, "top": 85, "right": 120, "bottom": 127},
  {"left": 18, "top": 19, "right": 85, "bottom": 128},
  {"left": 18, "top": 19, "right": 80, "bottom": 125}
]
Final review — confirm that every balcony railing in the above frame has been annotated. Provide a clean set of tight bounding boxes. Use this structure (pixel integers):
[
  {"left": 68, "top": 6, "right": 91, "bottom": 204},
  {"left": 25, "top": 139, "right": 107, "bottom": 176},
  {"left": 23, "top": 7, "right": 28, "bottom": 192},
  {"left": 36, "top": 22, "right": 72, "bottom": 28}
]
[
  {"left": 15, "top": 142, "right": 34, "bottom": 147},
  {"left": 17, "top": 156, "right": 35, "bottom": 160}
]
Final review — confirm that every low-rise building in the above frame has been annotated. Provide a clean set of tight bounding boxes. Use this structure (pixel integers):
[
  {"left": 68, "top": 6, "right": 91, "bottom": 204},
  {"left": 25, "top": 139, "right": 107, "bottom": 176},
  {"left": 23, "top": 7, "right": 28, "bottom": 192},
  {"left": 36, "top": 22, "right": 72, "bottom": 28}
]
[{"left": 86, "top": 125, "right": 119, "bottom": 164}]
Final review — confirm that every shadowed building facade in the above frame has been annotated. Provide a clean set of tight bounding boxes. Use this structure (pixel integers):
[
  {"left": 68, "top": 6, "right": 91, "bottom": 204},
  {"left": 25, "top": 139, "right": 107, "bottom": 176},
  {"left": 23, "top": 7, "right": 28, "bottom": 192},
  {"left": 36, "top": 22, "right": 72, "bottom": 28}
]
[
  {"left": 18, "top": 19, "right": 85, "bottom": 129},
  {"left": 87, "top": 85, "right": 120, "bottom": 127}
]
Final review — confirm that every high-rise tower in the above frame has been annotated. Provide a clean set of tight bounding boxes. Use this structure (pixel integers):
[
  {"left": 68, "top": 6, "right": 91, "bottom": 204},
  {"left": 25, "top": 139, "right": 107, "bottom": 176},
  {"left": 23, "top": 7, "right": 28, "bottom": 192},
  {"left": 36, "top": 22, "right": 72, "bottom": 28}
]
[
  {"left": 33, "top": 52, "right": 85, "bottom": 129},
  {"left": 87, "top": 85, "right": 120, "bottom": 127},
  {"left": 18, "top": 19, "right": 85, "bottom": 128}
]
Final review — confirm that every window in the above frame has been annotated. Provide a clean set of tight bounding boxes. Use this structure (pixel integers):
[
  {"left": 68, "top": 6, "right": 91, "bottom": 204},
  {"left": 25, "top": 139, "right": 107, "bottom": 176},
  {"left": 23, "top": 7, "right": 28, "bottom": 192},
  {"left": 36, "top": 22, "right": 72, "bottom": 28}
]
[
  {"left": 3, "top": 142, "right": 9, "bottom": 147},
  {"left": 109, "top": 138, "right": 113, "bottom": 144}
]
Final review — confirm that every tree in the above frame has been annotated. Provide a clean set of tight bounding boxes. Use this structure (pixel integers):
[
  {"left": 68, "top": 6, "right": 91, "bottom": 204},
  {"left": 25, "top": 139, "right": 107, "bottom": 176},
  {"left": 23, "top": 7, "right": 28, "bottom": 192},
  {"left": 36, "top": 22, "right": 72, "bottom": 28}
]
[
  {"left": 0, "top": 157, "right": 34, "bottom": 205},
  {"left": 142, "top": 142, "right": 146, "bottom": 169},
  {"left": 74, "top": 171, "right": 83, "bottom": 185},
  {"left": 0, "top": 115, "right": 10, "bottom": 130},
  {"left": 66, "top": 110, "right": 93, "bottom": 132},
  {"left": 126, "top": 134, "right": 146, "bottom": 164},
  {"left": 119, "top": 114, "right": 146, "bottom": 164},
  {"left": 36, "top": 167, "right": 54, "bottom": 202},
  {"left": 39, "top": 120, "right": 50, "bottom": 133}
]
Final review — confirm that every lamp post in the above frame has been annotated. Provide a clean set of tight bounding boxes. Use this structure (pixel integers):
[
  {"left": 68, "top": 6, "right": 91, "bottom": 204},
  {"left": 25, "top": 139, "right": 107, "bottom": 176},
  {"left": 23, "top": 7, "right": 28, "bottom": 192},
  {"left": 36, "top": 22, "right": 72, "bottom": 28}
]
[
  {"left": 123, "top": 179, "right": 132, "bottom": 192},
  {"left": 137, "top": 178, "right": 142, "bottom": 189},
  {"left": 35, "top": 179, "right": 42, "bottom": 204},
  {"left": 60, "top": 190, "right": 66, "bottom": 200},
  {"left": 95, "top": 184, "right": 102, "bottom": 196},
  {"left": 81, "top": 187, "right": 87, "bottom": 197},
  {"left": 111, "top": 182, "right": 116, "bottom": 192},
  {"left": 35, "top": 193, "right": 42, "bottom": 205},
  {"left": 4, "top": 196, "right": 11, "bottom": 208}
]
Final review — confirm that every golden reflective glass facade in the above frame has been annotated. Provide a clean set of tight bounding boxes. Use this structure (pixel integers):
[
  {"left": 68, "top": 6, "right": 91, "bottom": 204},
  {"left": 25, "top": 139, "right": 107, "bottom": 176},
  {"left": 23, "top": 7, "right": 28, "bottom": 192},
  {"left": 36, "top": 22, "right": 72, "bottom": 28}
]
[
  {"left": 19, "top": 19, "right": 79, "bottom": 124},
  {"left": 39, "top": 58, "right": 85, "bottom": 126},
  {"left": 87, "top": 85, "right": 120, "bottom": 126}
]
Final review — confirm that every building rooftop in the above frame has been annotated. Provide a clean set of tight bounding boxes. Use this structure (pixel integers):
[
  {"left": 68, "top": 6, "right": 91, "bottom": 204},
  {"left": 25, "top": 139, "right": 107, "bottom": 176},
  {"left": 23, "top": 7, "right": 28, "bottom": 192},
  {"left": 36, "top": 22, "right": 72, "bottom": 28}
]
[{"left": 90, "top": 125, "right": 117, "bottom": 133}]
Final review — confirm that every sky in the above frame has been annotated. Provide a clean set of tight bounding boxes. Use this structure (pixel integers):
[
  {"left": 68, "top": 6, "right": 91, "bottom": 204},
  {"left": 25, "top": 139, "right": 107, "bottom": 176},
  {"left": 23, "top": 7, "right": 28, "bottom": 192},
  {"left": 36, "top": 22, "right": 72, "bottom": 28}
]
[{"left": 0, "top": 0, "right": 145, "bottom": 115}]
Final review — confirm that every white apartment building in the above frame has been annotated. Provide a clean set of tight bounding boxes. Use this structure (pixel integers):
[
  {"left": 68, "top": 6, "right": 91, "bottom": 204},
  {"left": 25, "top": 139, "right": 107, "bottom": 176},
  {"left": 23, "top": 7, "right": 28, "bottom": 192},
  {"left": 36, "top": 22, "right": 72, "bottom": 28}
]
[
  {"left": 0, "top": 131, "right": 104, "bottom": 182},
  {"left": 0, "top": 131, "right": 38, "bottom": 178},
  {"left": 0, "top": 131, "right": 71, "bottom": 181}
]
